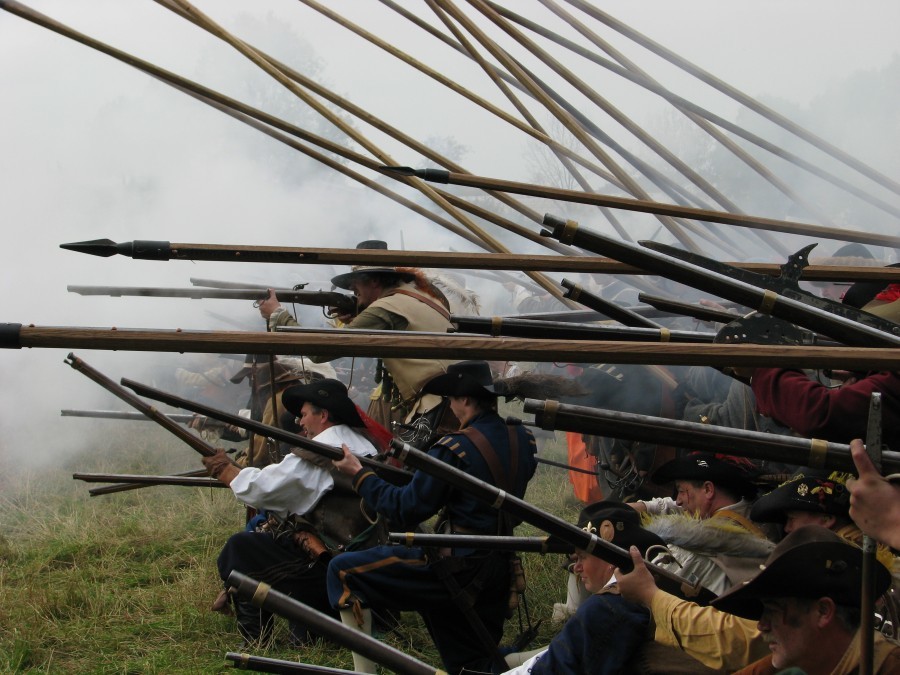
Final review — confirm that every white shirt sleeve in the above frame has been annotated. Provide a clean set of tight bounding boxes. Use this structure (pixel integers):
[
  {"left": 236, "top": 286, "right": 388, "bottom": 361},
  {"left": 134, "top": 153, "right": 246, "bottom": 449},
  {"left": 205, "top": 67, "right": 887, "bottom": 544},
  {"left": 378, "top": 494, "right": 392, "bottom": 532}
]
[{"left": 228, "top": 424, "right": 377, "bottom": 518}]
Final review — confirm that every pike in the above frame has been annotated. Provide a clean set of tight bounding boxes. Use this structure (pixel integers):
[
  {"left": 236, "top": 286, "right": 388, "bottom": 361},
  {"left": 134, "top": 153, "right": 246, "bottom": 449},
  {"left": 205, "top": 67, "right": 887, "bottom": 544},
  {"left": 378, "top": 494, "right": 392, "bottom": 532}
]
[
  {"left": 388, "top": 532, "right": 573, "bottom": 554},
  {"left": 382, "top": 167, "right": 900, "bottom": 248},
  {"left": 451, "top": 315, "right": 715, "bottom": 343},
  {"left": 67, "top": 285, "right": 357, "bottom": 315},
  {"left": 227, "top": 571, "right": 444, "bottom": 675},
  {"left": 519, "top": 400, "right": 900, "bottom": 472},
  {"left": 387, "top": 438, "right": 716, "bottom": 604},
  {"left": 4, "top": 324, "right": 900, "bottom": 370},
  {"left": 539, "top": 215, "right": 900, "bottom": 348},
  {"left": 117, "top": 377, "right": 412, "bottom": 485},
  {"left": 55, "top": 239, "right": 900, "bottom": 282}
]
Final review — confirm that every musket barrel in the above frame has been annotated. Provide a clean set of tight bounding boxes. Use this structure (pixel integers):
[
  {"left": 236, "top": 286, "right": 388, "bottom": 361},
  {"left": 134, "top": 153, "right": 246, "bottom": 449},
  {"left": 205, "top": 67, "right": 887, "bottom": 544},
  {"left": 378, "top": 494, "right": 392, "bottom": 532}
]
[
  {"left": 83, "top": 469, "right": 212, "bottom": 496},
  {"left": 388, "top": 532, "right": 573, "bottom": 554},
  {"left": 63, "top": 353, "right": 218, "bottom": 458},
  {"left": 451, "top": 315, "right": 714, "bottom": 343},
  {"left": 388, "top": 439, "right": 716, "bottom": 604},
  {"left": 541, "top": 216, "right": 900, "bottom": 348},
  {"left": 6, "top": 324, "right": 900, "bottom": 370},
  {"left": 224, "top": 653, "right": 360, "bottom": 674},
  {"left": 66, "top": 285, "right": 355, "bottom": 311},
  {"left": 227, "top": 571, "right": 442, "bottom": 675},
  {"left": 560, "top": 279, "right": 661, "bottom": 328},
  {"left": 521, "top": 399, "right": 900, "bottom": 472},
  {"left": 61, "top": 409, "right": 197, "bottom": 423},
  {"left": 74, "top": 473, "right": 223, "bottom": 488}
]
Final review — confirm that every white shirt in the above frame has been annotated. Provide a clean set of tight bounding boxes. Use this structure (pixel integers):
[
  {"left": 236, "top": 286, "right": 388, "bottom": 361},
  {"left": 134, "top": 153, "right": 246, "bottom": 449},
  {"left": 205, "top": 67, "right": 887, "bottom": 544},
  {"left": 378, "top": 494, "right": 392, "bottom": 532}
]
[{"left": 229, "top": 424, "right": 377, "bottom": 519}]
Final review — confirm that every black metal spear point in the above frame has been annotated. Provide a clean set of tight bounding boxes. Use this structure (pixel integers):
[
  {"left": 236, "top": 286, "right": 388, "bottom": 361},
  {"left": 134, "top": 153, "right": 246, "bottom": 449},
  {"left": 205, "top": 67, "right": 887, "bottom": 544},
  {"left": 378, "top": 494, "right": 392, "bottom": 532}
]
[
  {"left": 59, "top": 238, "right": 172, "bottom": 260},
  {"left": 379, "top": 165, "right": 451, "bottom": 183}
]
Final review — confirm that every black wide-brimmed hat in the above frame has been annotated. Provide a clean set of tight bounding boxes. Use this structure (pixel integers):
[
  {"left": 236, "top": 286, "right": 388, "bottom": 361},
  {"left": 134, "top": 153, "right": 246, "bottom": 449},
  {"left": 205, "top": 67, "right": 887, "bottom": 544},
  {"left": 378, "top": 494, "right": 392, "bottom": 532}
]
[
  {"left": 750, "top": 470, "right": 851, "bottom": 523},
  {"left": 330, "top": 240, "right": 416, "bottom": 290},
  {"left": 711, "top": 526, "right": 891, "bottom": 620},
  {"left": 421, "top": 360, "right": 497, "bottom": 398},
  {"left": 577, "top": 500, "right": 665, "bottom": 556},
  {"left": 651, "top": 452, "right": 759, "bottom": 499},
  {"left": 282, "top": 378, "right": 364, "bottom": 428}
]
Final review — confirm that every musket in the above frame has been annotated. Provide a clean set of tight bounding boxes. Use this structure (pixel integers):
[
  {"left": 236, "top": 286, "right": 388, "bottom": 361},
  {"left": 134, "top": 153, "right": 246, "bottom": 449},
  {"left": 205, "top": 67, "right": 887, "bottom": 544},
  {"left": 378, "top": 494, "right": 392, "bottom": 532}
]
[
  {"left": 83, "top": 469, "right": 212, "bottom": 497},
  {"left": 559, "top": 279, "right": 662, "bottom": 328},
  {"left": 381, "top": 167, "right": 900, "bottom": 248},
  {"left": 118, "top": 377, "right": 412, "bottom": 485},
  {"left": 227, "top": 571, "right": 444, "bottom": 675},
  {"left": 61, "top": 409, "right": 199, "bottom": 424},
  {"left": 224, "top": 653, "right": 361, "bottom": 674},
  {"left": 54, "top": 240, "right": 900, "bottom": 282},
  {"left": 540, "top": 215, "right": 900, "bottom": 348},
  {"left": 63, "top": 353, "right": 219, "bottom": 458},
  {"left": 518, "top": 400, "right": 900, "bottom": 473},
  {"left": 73, "top": 473, "right": 224, "bottom": 489},
  {"left": 451, "top": 315, "right": 715, "bottom": 343},
  {"left": 387, "top": 439, "right": 716, "bottom": 604},
  {"left": 388, "top": 532, "right": 573, "bottom": 554},
  {"left": 5, "top": 324, "right": 900, "bottom": 370},
  {"left": 67, "top": 285, "right": 357, "bottom": 315}
]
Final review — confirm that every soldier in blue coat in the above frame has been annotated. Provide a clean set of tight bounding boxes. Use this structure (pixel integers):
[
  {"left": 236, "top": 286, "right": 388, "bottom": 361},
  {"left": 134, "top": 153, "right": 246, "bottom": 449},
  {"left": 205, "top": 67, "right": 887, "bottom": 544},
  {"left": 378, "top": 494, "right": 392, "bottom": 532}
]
[{"left": 328, "top": 360, "right": 538, "bottom": 675}]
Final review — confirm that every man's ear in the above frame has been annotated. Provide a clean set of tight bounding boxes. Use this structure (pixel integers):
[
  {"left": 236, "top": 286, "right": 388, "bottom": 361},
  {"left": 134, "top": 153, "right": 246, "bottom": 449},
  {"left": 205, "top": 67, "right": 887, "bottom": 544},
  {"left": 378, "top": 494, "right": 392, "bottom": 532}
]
[
  {"left": 703, "top": 481, "right": 716, "bottom": 497},
  {"left": 815, "top": 597, "right": 837, "bottom": 628}
]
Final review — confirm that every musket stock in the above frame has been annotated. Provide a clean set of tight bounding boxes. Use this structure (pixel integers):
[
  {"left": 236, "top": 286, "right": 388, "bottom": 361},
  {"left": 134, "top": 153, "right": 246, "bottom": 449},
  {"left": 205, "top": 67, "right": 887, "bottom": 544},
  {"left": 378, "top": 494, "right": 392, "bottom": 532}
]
[
  {"left": 387, "top": 439, "right": 716, "bottom": 604},
  {"left": 227, "top": 571, "right": 442, "bottom": 675},
  {"left": 521, "top": 399, "right": 900, "bottom": 472}
]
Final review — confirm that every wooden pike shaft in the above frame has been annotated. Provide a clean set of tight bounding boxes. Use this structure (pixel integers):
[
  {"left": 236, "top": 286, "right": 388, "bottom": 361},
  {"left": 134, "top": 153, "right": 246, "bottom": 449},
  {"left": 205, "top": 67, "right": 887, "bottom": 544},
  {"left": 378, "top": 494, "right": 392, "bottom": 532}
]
[
  {"left": 60, "top": 241, "right": 900, "bottom": 281},
  {"left": 161, "top": 0, "right": 568, "bottom": 305},
  {"left": 399, "top": 168, "right": 900, "bottom": 248},
  {"left": 6, "top": 325, "right": 899, "bottom": 370}
]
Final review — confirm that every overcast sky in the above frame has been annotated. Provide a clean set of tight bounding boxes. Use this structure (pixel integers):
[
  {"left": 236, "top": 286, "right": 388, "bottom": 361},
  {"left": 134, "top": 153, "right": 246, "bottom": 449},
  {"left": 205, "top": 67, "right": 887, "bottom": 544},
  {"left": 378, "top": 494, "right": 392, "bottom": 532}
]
[{"left": 1, "top": 1, "right": 898, "bottom": 471}]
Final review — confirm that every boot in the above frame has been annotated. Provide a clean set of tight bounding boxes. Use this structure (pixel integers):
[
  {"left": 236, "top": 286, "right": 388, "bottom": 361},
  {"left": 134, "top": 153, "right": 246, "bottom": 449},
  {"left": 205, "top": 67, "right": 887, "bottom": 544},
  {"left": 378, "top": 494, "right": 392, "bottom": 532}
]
[
  {"left": 339, "top": 606, "right": 377, "bottom": 673},
  {"left": 234, "top": 599, "right": 274, "bottom": 647}
]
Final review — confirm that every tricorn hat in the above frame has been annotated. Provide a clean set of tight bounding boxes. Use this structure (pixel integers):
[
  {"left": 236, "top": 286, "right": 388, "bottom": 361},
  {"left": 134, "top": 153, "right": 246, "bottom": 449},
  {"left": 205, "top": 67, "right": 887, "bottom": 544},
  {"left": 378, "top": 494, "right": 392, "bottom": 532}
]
[
  {"left": 331, "top": 240, "right": 416, "bottom": 290},
  {"left": 711, "top": 526, "right": 891, "bottom": 620},
  {"left": 422, "top": 360, "right": 497, "bottom": 398},
  {"left": 282, "top": 378, "right": 364, "bottom": 428},
  {"left": 750, "top": 469, "right": 851, "bottom": 523},
  {"left": 652, "top": 452, "right": 759, "bottom": 499},
  {"left": 577, "top": 500, "right": 665, "bottom": 557}
]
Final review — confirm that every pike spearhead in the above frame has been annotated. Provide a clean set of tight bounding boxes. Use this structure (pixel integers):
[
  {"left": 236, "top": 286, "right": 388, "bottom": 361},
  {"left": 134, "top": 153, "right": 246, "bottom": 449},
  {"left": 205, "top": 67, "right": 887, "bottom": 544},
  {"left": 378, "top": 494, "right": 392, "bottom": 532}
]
[{"left": 60, "top": 238, "right": 172, "bottom": 260}]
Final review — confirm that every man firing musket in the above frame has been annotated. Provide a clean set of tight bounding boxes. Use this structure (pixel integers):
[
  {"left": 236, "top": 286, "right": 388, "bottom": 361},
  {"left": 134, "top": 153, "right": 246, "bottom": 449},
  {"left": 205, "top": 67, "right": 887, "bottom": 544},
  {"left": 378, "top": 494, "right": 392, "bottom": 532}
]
[{"left": 260, "top": 239, "right": 461, "bottom": 448}]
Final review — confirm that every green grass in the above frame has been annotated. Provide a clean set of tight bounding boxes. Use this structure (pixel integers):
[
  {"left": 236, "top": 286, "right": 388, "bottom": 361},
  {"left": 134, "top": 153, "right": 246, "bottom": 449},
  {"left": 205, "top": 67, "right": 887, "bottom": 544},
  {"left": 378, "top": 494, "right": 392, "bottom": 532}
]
[{"left": 0, "top": 411, "right": 583, "bottom": 673}]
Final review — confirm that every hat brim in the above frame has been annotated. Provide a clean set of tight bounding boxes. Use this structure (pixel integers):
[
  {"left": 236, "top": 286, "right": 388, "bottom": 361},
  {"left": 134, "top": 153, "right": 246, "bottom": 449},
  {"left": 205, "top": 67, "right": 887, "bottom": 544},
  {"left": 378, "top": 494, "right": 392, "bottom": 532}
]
[
  {"left": 282, "top": 382, "right": 364, "bottom": 428},
  {"left": 750, "top": 480, "right": 849, "bottom": 523},
  {"left": 422, "top": 371, "right": 497, "bottom": 398},
  {"left": 331, "top": 268, "right": 411, "bottom": 290},
  {"left": 712, "top": 536, "right": 890, "bottom": 620}
]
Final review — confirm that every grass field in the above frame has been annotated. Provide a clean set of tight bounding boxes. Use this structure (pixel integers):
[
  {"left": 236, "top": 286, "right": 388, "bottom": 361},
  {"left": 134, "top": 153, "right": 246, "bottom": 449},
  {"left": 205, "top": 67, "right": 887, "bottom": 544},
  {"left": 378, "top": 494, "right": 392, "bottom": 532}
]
[{"left": 0, "top": 408, "right": 583, "bottom": 674}]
